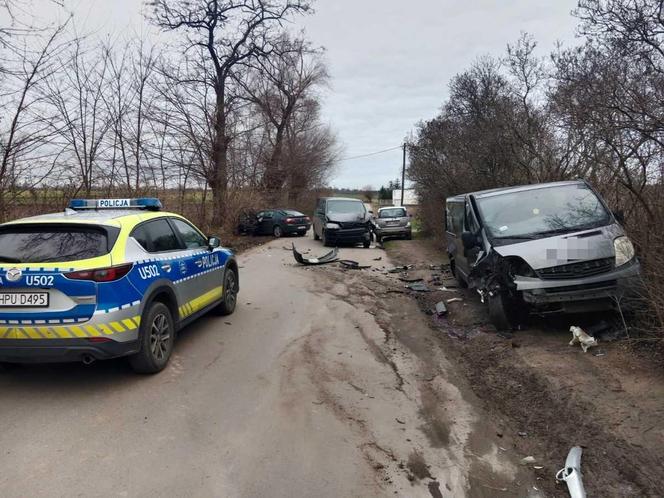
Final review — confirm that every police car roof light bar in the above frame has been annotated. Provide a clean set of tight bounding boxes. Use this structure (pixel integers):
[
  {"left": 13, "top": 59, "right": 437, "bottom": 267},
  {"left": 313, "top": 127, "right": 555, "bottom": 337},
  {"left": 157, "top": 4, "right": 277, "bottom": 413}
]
[{"left": 68, "top": 198, "right": 163, "bottom": 211}]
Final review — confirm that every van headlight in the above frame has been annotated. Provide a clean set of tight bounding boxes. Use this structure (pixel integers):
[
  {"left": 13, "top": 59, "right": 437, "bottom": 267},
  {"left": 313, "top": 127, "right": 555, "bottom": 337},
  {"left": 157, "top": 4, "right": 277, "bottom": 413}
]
[
  {"left": 614, "top": 236, "right": 635, "bottom": 267},
  {"left": 325, "top": 222, "right": 340, "bottom": 230}
]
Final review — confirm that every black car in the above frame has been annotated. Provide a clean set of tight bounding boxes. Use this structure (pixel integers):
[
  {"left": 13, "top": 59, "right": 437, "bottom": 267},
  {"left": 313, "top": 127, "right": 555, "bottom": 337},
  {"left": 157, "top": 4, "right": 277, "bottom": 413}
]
[
  {"left": 252, "top": 209, "right": 311, "bottom": 237},
  {"left": 313, "top": 197, "right": 372, "bottom": 248}
]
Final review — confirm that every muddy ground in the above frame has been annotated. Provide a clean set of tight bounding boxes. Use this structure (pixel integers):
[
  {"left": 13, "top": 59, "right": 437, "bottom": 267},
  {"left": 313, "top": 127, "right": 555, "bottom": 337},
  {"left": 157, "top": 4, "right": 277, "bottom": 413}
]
[{"left": 380, "top": 237, "right": 664, "bottom": 497}]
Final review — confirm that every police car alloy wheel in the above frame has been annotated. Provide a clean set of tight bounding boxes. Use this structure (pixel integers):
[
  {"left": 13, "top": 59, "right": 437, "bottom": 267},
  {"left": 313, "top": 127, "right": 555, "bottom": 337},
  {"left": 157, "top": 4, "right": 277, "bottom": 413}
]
[
  {"left": 130, "top": 302, "right": 175, "bottom": 374},
  {"left": 217, "top": 268, "right": 237, "bottom": 316}
]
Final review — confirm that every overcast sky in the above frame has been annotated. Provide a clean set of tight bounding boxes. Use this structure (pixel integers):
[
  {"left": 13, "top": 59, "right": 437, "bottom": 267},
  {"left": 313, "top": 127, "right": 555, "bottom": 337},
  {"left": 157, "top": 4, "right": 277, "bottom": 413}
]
[{"left": 35, "top": 0, "right": 580, "bottom": 189}]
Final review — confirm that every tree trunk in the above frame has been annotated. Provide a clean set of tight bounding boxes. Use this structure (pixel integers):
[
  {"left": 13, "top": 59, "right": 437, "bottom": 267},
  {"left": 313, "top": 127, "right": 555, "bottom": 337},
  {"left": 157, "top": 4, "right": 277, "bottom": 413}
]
[{"left": 211, "top": 85, "right": 228, "bottom": 227}]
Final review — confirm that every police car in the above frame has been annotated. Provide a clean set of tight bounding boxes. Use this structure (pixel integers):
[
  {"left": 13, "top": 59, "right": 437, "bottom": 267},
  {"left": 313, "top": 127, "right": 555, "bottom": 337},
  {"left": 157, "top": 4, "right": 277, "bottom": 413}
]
[{"left": 0, "top": 198, "right": 238, "bottom": 373}]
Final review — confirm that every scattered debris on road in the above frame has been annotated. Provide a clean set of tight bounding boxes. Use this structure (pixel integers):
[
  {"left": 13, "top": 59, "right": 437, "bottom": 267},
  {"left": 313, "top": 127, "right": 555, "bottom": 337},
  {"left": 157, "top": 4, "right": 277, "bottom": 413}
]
[
  {"left": 406, "top": 282, "right": 431, "bottom": 292},
  {"left": 569, "top": 326, "right": 598, "bottom": 353},
  {"left": 387, "top": 265, "right": 414, "bottom": 273},
  {"left": 556, "top": 446, "right": 587, "bottom": 498},
  {"left": 292, "top": 244, "right": 339, "bottom": 266},
  {"left": 399, "top": 276, "right": 423, "bottom": 283},
  {"left": 339, "top": 260, "right": 371, "bottom": 270},
  {"left": 446, "top": 297, "right": 463, "bottom": 304},
  {"left": 435, "top": 301, "right": 447, "bottom": 316}
]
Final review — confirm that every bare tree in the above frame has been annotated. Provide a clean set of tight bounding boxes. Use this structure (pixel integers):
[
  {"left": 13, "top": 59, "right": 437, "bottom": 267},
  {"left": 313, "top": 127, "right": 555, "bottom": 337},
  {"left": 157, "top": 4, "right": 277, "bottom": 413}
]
[
  {"left": 149, "top": 0, "right": 312, "bottom": 225},
  {"left": 0, "top": 20, "right": 70, "bottom": 220},
  {"left": 237, "top": 34, "right": 327, "bottom": 193},
  {"left": 45, "top": 37, "right": 112, "bottom": 195}
]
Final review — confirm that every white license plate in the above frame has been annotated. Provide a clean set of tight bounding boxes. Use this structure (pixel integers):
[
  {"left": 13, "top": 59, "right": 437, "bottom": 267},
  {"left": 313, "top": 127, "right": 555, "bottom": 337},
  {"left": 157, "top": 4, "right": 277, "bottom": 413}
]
[
  {"left": 298, "top": 226, "right": 307, "bottom": 230},
  {"left": 0, "top": 292, "right": 49, "bottom": 308}
]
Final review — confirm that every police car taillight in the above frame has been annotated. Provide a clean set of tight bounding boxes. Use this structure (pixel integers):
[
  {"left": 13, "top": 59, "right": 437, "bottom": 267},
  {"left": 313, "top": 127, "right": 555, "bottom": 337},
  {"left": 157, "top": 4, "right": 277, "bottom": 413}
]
[{"left": 64, "top": 264, "right": 133, "bottom": 282}]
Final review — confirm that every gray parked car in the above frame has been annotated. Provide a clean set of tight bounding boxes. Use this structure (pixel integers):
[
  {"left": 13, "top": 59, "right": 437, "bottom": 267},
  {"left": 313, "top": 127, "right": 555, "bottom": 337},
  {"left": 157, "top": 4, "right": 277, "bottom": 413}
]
[
  {"left": 372, "top": 206, "right": 412, "bottom": 243},
  {"left": 446, "top": 180, "right": 641, "bottom": 330}
]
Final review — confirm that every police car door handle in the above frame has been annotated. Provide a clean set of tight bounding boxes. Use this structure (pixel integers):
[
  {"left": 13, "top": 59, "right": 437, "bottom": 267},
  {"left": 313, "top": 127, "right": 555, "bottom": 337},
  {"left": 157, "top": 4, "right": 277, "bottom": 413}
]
[{"left": 161, "top": 263, "right": 172, "bottom": 273}]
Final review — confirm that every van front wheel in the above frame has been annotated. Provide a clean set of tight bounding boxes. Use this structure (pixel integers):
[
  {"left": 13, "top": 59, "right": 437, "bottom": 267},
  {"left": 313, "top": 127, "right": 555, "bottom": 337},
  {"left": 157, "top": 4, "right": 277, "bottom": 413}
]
[{"left": 488, "top": 292, "right": 520, "bottom": 331}]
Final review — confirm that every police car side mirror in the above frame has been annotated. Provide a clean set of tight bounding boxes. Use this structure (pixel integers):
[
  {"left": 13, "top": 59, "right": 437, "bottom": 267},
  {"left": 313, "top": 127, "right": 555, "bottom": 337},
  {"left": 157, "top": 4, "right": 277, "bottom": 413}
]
[{"left": 208, "top": 236, "right": 221, "bottom": 250}]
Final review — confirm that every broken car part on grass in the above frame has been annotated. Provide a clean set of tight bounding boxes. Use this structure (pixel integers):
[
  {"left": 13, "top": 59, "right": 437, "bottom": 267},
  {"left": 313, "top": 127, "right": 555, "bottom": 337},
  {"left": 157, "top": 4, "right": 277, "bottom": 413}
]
[
  {"left": 292, "top": 244, "right": 339, "bottom": 266},
  {"left": 556, "top": 446, "right": 587, "bottom": 498}
]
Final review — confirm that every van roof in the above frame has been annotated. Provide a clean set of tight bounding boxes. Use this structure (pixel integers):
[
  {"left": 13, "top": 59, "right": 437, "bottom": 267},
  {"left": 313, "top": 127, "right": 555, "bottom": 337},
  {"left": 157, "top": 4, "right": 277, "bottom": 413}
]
[
  {"left": 320, "top": 197, "right": 364, "bottom": 202},
  {"left": 446, "top": 180, "right": 586, "bottom": 203}
]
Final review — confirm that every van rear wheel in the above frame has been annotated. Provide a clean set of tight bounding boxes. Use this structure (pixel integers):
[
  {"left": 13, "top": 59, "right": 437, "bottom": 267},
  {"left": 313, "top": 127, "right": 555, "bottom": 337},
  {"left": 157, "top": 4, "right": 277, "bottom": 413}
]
[{"left": 450, "top": 259, "right": 468, "bottom": 288}]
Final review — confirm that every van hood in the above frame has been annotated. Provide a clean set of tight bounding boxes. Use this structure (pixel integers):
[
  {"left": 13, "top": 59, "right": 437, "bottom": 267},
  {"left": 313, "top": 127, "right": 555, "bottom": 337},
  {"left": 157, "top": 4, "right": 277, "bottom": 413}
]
[{"left": 492, "top": 224, "right": 621, "bottom": 270}]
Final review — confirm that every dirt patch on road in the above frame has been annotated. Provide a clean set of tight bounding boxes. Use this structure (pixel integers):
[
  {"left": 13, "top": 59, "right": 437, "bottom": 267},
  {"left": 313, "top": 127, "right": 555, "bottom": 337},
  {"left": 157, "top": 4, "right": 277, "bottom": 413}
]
[{"left": 385, "top": 238, "right": 664, "bottom": 497}]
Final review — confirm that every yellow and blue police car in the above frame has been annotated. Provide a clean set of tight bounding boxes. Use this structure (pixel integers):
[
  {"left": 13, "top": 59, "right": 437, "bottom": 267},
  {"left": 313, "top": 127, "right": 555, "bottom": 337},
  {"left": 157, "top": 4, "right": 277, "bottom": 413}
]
[{"left": 0, "top": 198, "right": 238, "bottom": 373}]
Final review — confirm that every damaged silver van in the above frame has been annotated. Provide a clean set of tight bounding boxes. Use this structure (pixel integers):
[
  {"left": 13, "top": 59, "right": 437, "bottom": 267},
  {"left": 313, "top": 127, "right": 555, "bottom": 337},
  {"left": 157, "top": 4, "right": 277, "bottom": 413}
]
[{"left": 446, "top": 180, "right": 641, "bottom": 330}]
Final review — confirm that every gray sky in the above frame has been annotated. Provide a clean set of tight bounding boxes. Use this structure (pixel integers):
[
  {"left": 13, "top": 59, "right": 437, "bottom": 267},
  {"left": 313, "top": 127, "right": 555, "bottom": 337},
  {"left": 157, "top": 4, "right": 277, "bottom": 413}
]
[{"left": 36, "top": 0, "right": 580, "bottom": 189}]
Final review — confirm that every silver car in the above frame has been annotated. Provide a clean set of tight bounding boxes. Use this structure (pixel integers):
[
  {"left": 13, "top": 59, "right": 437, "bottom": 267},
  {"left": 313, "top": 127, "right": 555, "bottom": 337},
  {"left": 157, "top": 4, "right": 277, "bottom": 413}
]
[
  {"left": 446, "top": 180, "right": 641, "bottom": 330},
  {"left": 372, "top": 206, "right": 412, "bottom": 243}
]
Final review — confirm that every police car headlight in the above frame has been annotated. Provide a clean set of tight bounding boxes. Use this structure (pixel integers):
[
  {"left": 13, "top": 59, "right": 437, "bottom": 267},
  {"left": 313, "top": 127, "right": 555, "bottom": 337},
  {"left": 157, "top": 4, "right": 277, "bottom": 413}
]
[
  {"left": 326, "top": 222, "right": 340, "bottom": 230},
  {"left": 614, "top": 236, "right": 635, "bottom": 267}
]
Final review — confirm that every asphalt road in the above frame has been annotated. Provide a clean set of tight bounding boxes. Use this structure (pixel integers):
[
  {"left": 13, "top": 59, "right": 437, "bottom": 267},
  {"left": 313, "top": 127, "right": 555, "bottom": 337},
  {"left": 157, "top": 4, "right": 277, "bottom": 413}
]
[{"left": 0, "top": 235, "right": 536, "bottom": 498}]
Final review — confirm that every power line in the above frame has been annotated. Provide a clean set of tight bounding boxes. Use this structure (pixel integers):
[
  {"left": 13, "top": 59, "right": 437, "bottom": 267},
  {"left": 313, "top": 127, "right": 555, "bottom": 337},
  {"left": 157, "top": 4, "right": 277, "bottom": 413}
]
[{"left": 337, "top": 145, "right": 402, "bottom": 162}]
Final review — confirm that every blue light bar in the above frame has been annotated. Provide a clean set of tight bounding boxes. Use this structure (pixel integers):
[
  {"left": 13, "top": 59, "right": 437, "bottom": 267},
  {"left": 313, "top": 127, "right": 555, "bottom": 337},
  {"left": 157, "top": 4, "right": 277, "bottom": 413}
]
[{"left": 68, "top": 198, "right": 162, "bottom": 211}]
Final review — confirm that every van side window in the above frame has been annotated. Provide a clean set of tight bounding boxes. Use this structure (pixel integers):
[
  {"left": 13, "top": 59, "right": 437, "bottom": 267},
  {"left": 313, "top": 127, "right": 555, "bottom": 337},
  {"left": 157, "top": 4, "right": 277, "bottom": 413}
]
[
  {"left": 464, "top": 201, "right": 480, "bottom": 233},
  {"left": 446, "top": 202, "right": 464, "bottom": 234}
]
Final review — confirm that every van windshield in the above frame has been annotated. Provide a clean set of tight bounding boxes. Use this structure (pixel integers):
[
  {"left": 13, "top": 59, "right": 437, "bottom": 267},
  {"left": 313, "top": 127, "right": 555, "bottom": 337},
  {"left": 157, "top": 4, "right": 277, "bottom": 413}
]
[
  {"left": 327, "top": 200, "right": 365, "bottom": 215},
  {"left": 476, "top": 184, "right": 611, "bottom": 239}
]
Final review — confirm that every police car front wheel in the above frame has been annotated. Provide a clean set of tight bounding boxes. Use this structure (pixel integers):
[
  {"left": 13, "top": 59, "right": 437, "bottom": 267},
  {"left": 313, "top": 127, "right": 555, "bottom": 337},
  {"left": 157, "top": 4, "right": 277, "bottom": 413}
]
[{"left": 129, "top": 302, "right": 175, "bottom": 374}]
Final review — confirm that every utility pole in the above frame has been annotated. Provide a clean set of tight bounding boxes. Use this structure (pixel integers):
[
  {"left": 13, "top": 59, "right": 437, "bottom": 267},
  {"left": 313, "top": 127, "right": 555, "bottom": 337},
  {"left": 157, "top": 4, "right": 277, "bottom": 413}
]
[{"left": 400, "top": 143, "right": 406, "bottom": 206}]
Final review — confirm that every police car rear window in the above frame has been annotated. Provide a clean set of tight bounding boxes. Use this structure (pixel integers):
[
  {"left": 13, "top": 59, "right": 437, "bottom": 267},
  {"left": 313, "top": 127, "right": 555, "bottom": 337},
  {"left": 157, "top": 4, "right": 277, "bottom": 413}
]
[{"left": 0, "top": 225, "right": 115, "bottom": 263}]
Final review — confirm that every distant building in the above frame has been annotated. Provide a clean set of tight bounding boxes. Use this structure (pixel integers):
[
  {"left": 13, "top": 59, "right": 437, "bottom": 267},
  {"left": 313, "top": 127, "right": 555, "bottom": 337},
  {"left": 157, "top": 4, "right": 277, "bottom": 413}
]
[{"left": 392, "top": 189, "right": 419, "bottom": 206}]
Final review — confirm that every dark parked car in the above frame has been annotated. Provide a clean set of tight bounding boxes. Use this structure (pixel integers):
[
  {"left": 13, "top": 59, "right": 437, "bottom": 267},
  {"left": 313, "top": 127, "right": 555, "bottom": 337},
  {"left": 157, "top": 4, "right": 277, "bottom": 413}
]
[
  {"left": 313, "top": 197, "right": 372, "bottom": 248},
  {"left": 237, "top": 209, "right": 259, "bottom": 235},
  {"left": 251, "top": 209, "right": 311, "bottom": 237}
]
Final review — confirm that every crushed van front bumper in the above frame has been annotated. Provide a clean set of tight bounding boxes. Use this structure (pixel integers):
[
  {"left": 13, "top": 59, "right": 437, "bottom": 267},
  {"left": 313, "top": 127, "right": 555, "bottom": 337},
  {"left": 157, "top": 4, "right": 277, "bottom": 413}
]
[{"left": 514, "top": 260, "right": 642, "bottom": 307}]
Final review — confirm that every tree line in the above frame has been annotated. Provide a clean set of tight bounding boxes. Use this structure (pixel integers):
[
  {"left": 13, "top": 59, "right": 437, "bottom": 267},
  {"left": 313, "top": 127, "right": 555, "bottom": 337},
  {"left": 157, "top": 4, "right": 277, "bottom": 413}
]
[
  {"left": 408, "top": 0, "right": 664, "bottom": 338},
  {"left": 0, "top": 0, "right": 339, "bottom": 226}
]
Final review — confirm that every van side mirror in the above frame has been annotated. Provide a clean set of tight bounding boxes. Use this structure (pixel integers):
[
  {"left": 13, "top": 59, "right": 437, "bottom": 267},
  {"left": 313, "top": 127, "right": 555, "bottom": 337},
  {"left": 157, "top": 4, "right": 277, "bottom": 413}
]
[
  {"left": 613, "top": 210, "right": 625, "bottom": 224},
  {"left": 208, "top": 236, "right": 221, "bottom": 250},
  {"left": 461, "top": 231, "right": 481, "bottom": 249}
]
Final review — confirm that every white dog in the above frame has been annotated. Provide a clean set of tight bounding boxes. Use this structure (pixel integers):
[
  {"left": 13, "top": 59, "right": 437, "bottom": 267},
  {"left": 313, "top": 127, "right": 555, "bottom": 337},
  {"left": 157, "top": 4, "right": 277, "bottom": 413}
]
[{"left": 569, "top": 326, "right": 598, "bottom": 353}]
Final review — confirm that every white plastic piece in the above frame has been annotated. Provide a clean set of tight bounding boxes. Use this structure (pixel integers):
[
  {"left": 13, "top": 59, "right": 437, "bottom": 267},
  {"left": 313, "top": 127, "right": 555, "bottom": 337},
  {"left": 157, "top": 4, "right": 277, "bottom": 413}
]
[{"left": 555, "top": 446, "right": 586, "bottom": 498}]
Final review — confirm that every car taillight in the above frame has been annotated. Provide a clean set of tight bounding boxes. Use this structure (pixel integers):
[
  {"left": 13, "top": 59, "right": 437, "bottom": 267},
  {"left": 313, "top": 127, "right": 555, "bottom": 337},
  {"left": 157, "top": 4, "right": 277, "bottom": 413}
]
[
  {"left": 304, "top": 216, "right": 311, "bottom": 222},
  {"left": 64, "top": 263, "right": 133, "bottom": 282},
  {"left": 285, "top": 218, "right": 294, "bottom": 224}
]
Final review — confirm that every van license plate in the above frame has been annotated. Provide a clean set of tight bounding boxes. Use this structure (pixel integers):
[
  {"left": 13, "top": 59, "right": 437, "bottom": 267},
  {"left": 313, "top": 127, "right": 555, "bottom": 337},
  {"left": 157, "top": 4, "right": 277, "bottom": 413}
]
[{"left": 0, "top": 292, "right": 49, "bottom": 308}]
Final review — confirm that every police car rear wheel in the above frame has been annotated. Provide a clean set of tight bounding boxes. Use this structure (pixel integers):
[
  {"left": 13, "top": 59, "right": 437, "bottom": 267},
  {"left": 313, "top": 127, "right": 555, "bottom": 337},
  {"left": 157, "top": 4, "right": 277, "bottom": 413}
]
[
  {"left": 130, "top": 302, "right": 174, "bottom": 374},
  {"left": 217, "top": 268, "right": 238, "bottom": 316}
]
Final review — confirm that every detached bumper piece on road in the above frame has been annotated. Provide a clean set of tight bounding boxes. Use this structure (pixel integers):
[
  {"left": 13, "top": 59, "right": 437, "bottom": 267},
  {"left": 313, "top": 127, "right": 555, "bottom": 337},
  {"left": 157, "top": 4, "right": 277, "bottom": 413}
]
[{"left": 292, "top": 244, "right": 339, "bottom": 266}]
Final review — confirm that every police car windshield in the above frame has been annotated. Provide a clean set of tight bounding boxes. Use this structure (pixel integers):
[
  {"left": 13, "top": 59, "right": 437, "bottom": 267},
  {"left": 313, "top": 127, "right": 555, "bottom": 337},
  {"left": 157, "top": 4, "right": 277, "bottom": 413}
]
[{"left": 0, "top": 226, "right": 110, "bottom": 263}]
